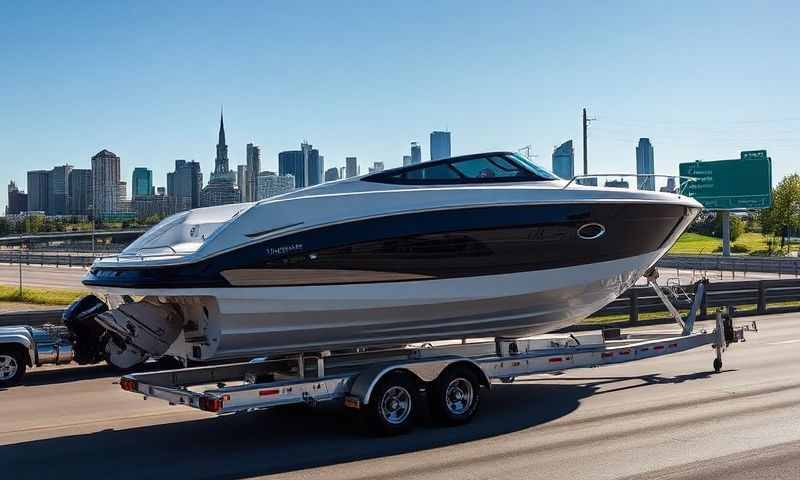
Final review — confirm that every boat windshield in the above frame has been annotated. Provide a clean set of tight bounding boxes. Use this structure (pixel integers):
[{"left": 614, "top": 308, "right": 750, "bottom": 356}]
[{"left": 363, "top": 152, "right": 558, "bottom": 185}]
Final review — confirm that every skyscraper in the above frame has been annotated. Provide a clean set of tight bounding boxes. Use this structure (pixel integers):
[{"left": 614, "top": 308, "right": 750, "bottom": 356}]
[
  {"left": 26, "top": 170, "right": 49, "bottom": 213},
  {"left": 551, "top": 140, "right": 574, "bottom": 180},
  {"left": 430, "top": 131, "right": 451, "bottom": 161},
  {"left": 256, "top": 172, "right": 295, "bottom": 200},
  {"left": 245, "top": 143, "right": 261, "bottom": 202},
  {"left": 237, "top": 164, "right": 247, "bottom": 201},
  {"left": 91, "top": 149, "right": 124, "bottom": 218},
  {"left": 302, "top": 142, "right": 323, "bottom": 187},
  {"left": 279, "top": 142, "right": 322, "bottom": 188},
  {"left": 324, "top": 167, "right": 340, "bottom": 182},
  {"left": 131, "top": 167, "right": 153, "bottom": 198},
  {"left": 48, "top": 165, "right": 73, "bottom": 215},
  {"left": 368, "top": 161, "right": 384, "bottom": 173},
  {"left": 279, "top": 150, "right": 305, "bottom": 188},
  {"left": 345, "top": 157, "right": 358, "bottom": 178},
  {"left": 410, "top": 142, "right": 422, "bottom": 164},
  {"left": 67, "top": 169, "right": 91, "bottom": 216},
  {"left": 403, "top": 155, "right": 412, "bottom": 166},
  {"left": 201, "top": 110, "right": 240, "bottom": 207},
  {"left": 636, "top": 138, "right": 655, "bottom": 191},
  {"left": 6, "top": 181, "right": 27, "bottom": 215},
  {"left": 167, "top": 159, "right": 203, "bottom": 209}
]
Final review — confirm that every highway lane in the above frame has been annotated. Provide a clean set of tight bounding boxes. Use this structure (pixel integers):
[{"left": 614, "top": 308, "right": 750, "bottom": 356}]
[
  {"left": 0, "top": 264, "right": 88, "bottom": 290},
  {"left": 1, "top": 313, "right": 799, "bottom": 479}
]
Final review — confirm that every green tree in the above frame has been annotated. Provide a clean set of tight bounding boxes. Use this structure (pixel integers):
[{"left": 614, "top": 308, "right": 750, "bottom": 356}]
[
  {"left": 757, "top": 174, "right": 800, "bottom": 236},
  {"left": 26, "top": 215, "right": 45, "bottom": 233},
  {"left": 712, "top": 214, "right": 744, "bottom": 242}
]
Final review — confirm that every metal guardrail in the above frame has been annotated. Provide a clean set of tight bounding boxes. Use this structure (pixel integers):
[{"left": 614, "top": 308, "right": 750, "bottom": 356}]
[
  {"left": 659, "top": 255, "right": 800, "bottom": 278},
  {"left": 0, "top": 252, "right": 104, "bottom": 267},
  {"left": 593, "top": 278, "right": 800, "bottom": 322},
  {"left": 2, "top": 279, "right": 798, "bottom": 331}
]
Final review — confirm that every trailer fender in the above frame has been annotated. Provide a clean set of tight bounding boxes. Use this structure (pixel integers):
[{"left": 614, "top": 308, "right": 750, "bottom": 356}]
[
  {"left": 350, "top": 356, "right": 490, "bottom": 406},
  {"left": 0, "top": 331, "right": 35, "bottom": 366}
]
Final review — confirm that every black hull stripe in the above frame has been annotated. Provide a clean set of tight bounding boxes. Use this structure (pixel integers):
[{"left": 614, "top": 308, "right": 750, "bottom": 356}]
[{"left": 84, "top": 203, "right": 696, "bottom": 289}]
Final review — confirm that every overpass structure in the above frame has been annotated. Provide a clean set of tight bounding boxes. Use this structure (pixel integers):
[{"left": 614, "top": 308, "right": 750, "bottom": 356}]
[{"left": 0, "top": 229, "right": 146, "bottom": 248}]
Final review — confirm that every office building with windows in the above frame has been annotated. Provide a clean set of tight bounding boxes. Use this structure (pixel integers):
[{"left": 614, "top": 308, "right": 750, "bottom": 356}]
[
  {"left": 430, "top": 131, "right": 451, "bottom": 160},
  {"left": 256, "top": 172, "right": 295, "bottom": 200},
  {"left": 132, "top": 167, "right": 153, "bottom": 198},
  {"left": 551, "top": 140, "right": 574, "bottom": 180},
  {"left": 636, "top": 138, "right": 655, "bottom": 191}
]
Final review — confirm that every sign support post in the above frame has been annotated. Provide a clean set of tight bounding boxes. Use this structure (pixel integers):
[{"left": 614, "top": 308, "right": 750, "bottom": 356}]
[{"left": 720, "top": 211, "right": 731, "bottom": 256}]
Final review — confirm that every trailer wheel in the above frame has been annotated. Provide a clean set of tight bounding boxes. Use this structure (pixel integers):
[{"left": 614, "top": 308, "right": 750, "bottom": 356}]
[
  {"left": 430, "top": 366, "right": 481, "bottom": 426},
  {"left": 364, "top": 372, "right": 417, "bottom": 436},
  {"left": 713, "top": 358, "right": 722, "bottom": 373},
  {"left": 0, "top": 348, "right": 26, "bottom": 387}
]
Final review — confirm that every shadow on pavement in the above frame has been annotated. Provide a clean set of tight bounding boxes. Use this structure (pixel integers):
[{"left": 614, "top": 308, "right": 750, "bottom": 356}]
[
  {"left": 17, "top": 361, "right": 170, "bottom": 387},
  {"left": 3, "top": 382, "right": 587, "bottom": 479},
  {"left": 1, "top": 371, "right": 727, "bottom": 479}
]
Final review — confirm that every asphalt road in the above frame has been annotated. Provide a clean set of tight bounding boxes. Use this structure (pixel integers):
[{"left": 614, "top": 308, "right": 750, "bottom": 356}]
[
  {"left": 0, "top": 264, "right": 88, "bottom": 290},
  {"left": 1, "top": 313, "right": 799, "bottom": 479}
]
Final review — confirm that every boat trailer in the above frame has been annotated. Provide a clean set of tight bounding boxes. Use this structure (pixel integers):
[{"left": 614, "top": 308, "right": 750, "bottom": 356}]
[{"left": 119, "top": 271, "right": 757, "bottom": 435}]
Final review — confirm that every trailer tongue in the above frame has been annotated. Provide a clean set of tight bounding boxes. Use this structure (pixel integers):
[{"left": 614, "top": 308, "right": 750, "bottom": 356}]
[{"left": 119, "top": 274, "right": 757, "bottom": 436}]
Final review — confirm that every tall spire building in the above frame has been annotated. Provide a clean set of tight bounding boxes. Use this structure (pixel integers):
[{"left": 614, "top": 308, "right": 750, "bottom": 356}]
[
  {"left": 201, "top": 109, "right": 240, "bottom": 207},
  {"left": 215, "top": 110, "right": 230, "bottom": 175}
]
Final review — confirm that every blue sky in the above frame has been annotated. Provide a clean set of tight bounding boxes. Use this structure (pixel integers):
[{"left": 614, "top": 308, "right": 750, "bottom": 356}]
[{"left": 1, "top": 1, "right": 798, "bottom": 211}]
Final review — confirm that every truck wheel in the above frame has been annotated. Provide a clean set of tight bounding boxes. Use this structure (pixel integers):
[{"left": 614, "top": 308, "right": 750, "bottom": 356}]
[
  {"left": 364, "top": 372, "right": 417, "bottom": 436},
  {"left": 430, "top": 366, "right": 481, "bottom": 426},
  {"left": 0, "top": 348, "right": 26, "bottom": 387}
]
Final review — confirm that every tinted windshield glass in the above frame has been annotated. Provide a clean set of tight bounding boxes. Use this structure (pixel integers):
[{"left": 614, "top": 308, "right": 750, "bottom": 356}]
[
  {"left": 451, "top": 155, "right": 526, "bottom": 179},
  {"left": 364, "top": 153, "right": 558, "bottom": 185},
  {"left": 510, "top": 153, "right": 559, "bottom": 180}
]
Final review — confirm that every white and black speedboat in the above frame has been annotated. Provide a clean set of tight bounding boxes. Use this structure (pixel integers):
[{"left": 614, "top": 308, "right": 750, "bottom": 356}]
[{"left": 65, "top": 152, "right": 701, "bottom": 368}]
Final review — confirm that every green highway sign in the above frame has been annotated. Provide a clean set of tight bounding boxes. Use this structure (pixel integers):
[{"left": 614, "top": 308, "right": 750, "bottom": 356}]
[{"left": 679, "top": 150, "right": 772, "bottom": 210}]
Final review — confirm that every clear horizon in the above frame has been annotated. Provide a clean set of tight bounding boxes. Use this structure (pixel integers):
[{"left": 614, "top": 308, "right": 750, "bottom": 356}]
[{"left": 1, "top": 1, "right": 798, "bottom": 211}]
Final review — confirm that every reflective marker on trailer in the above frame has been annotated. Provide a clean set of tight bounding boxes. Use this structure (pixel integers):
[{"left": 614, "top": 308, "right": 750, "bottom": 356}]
[
  {"left": 120, "top": 378, "right": 138, "bottom": 392},
  {"left": 199, "top": 396, "right": 223, "bottom": 412},
  {"left": 548, "top": 357, "right": 563, "bottom": 363},
  {"left": 259, "top": 388, "right": 281, "bottom": 396}
]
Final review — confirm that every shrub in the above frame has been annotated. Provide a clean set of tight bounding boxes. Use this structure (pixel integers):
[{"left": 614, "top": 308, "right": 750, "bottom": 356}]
[{"left": 711, "top": 215, "right": 744, "bottom": 242}]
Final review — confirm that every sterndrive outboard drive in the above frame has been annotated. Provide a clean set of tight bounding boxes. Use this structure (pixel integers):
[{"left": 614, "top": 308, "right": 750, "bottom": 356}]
[{"left": 64, "top": 295, "right": 183, "bottom": 369}]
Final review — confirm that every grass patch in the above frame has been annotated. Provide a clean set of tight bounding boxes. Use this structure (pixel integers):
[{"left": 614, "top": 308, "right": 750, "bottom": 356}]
[
  {"left": 669, "top": 232, "right": 777, "bottom": 255},
  {"left": 0, "top": 285, "right": 84, "bottom": 305}
]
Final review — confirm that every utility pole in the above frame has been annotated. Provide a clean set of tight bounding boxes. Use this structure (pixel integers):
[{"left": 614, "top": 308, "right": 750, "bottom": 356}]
[{"left": 582, "top": 108, "right": 597, "bottom": 175}]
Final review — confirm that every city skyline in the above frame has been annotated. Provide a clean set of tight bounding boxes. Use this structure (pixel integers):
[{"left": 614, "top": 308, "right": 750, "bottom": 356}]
[{"left": 1, "top": 3, "right": 798, "bottom": 212}]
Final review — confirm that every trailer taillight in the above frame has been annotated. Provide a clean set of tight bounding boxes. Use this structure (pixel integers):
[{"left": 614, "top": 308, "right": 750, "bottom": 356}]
[
  {"left": 199, "top": 396, "right": 224, "bottom": 412},
  {"left": 120, "top": 378, "right": 138, "bottom": 392}
]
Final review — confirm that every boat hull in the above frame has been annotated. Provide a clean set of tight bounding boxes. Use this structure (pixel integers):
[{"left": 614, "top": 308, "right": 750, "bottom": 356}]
[{"left": 93, "top": 248, "right": 664, "bottom": 361}]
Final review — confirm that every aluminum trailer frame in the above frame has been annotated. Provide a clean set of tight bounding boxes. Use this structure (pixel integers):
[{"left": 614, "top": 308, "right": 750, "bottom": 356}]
[{"left": 120, "top": 302, "right": 756, "bottom": 434}]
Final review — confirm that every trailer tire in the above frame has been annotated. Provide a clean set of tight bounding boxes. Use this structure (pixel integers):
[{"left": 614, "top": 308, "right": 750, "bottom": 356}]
[
  {"left": 430, "top": 365, "right": 481, "bottom": 426},
  {"left": 364, "top": 372, "right": 418, "bottom": 436},
  {"left": 0, "top": 347, "right": 26, "bottom": 387},
  {"left": 713, "top": 358, "right": 722, "bottom": 373}
]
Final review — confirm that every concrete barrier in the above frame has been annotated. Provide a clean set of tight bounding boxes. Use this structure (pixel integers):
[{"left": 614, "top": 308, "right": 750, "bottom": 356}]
[{"left": 0, "top": 309, "right": 64, "bottom": 328}]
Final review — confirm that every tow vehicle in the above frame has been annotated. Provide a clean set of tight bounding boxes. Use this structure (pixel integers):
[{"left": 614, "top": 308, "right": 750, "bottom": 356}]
[
  {"left": 0, "top": 324, "right": 74, "bottom": 386},
  {"left": 119, "top": 271, "right": 758, "bottom": 435}
]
